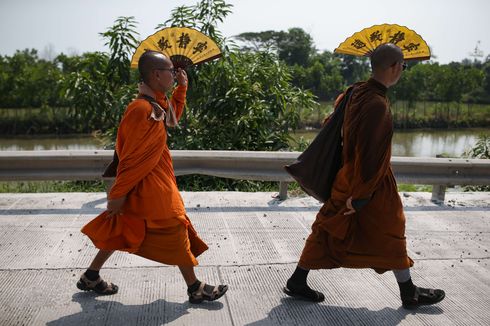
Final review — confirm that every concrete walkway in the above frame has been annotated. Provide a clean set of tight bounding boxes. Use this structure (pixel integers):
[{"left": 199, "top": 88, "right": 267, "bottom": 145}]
[{"left": 0, "top": 191, "right": 489, "bottom": 326}]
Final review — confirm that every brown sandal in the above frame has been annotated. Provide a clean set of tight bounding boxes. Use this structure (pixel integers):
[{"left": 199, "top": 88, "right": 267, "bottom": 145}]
[
  {"left": 76, "top": 273, "right": 119, "bottom": 295},
  {"left": 188, "top": 282, "right": 228, "bottom": 304}
]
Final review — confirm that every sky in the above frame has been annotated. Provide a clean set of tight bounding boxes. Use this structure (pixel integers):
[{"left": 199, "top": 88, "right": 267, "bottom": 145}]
[{"left": 0, "top": 0, "right": 489, "bottom": 64}]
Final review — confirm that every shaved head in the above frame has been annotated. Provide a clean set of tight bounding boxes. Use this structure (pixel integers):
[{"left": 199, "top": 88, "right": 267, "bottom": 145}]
[
  {"left": 138, "top": 50, "right": 172, "bottom": 83},
  {"left": 370, "top": 43, "right": 404, "bottom": 72}
]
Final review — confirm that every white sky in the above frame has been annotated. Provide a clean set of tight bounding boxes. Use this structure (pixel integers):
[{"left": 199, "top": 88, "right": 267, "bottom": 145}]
[{"left": 0, "top": 0, "right": 488, "bottom": 63}]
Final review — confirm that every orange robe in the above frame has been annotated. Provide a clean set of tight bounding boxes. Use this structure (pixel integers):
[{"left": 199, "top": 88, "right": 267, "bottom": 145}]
[
  {"left": 81, "top": 84, "right": 208, "bottom": 266},
  {"left": 299, "top": 78, "right": 413, "bottom": 273}
]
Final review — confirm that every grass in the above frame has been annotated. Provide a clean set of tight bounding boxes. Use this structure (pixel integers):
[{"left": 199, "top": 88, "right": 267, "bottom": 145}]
[
  {"left": 0, "top": 181, "right": 108, "bottom": 193},
  {"left": 286, "top": 182, "right": 433, "bottom": 198},
  {"left": 0, "top": 179, "right": 439, "bottom": 194}
]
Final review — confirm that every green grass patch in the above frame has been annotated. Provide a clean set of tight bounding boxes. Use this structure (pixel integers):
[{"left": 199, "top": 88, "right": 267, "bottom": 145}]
[
  {"left": 0, "top": 180, "right": 107, "bottom": 193},
  {"left": 397, "top": 184, "right": 432, "bottom": 192}
]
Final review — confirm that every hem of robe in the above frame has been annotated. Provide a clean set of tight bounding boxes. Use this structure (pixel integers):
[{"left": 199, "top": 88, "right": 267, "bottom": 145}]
[
  {"left": 299, "top": 254, "right": 414, "bottom": 273},
  {"left": 134, "top": 215, "right": 208, "bottom": 266},
  {"left": 298, "top": 214, "right": 414, "bottom": 273},
  {"left": 81, "top": 212, "right": 208, "bottom": 266}
]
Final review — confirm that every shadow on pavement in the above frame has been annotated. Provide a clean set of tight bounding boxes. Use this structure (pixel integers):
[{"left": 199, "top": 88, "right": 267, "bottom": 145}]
[
  {"left": 47, "top": 292, "right": 224, "bottom": 326},
  {"left": 246, "top": 297, "right": 444, "bottom": 326}
]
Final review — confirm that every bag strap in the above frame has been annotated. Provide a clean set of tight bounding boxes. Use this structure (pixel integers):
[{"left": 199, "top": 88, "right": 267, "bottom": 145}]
[{"left": 137, "top": 94, "right": 168, "bottom": 122}]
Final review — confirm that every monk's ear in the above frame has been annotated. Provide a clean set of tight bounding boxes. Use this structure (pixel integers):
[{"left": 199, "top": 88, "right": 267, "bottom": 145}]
[{"left": 152, "top": 69, "right": 160, "bottom": 81}]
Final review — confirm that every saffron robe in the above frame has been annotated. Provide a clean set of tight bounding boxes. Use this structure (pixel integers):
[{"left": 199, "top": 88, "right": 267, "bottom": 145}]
[
  {"left": 82, "top": 84, "right": 208, "bottom": 266},
  {"left": 299, "top": 78, "right": 414, "bottom": 273}
]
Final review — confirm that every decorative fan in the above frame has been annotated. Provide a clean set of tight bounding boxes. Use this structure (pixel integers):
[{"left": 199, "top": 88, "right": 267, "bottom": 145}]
[
  {"left": 334, "top": 24, "right": 431, "bottom": 61},
  {"left": 131, "top": 27, "right": 222, "bottom": 69}
]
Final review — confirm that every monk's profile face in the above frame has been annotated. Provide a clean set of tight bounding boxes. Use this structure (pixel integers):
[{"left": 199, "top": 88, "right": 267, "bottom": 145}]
[
  {"left": 152, "top": 57, "right": 175, "bottom": 93},
  {"left": 138, "top": 51, "right": 176, "bottom": 93},
  {"left": 387, "top": 60, "right": 405, "bottom": 86}
]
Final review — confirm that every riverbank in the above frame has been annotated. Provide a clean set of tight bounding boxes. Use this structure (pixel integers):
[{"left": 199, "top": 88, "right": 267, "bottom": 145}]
[
  {"left": 299, "top": 100, "right": 490, "bottom": 129},
  {"left": 1, "top": 100, "right": 489, "bottom": 135}
]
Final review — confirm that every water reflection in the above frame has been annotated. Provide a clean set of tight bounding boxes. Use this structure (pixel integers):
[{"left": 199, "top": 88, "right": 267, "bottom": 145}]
[
  {"left": 0, "top": 135, "right": 103, "bottom": 151},
  {"left": 391, "top": 129, "right": 485, "bottom": 157},
  {"left": 1, "top": 129, "right": 488, "bottom": 157}
]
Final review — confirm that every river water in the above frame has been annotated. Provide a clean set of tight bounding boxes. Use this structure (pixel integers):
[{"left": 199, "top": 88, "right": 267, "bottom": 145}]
[{"left": 0, "top": 129, "right": 488, "bottom": 157}]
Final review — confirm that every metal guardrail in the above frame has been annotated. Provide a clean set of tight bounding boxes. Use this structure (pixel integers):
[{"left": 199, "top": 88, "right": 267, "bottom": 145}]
[{"left": 1, "top": 150, "right": 489, "bottom": 201}]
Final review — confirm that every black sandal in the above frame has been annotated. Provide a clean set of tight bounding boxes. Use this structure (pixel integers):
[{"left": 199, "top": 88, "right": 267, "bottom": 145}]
[
  {"left": 283, "top": 279, "right": 325, "bottom": 302},
  {"left": 188, "top": 282, "right": 228, "bottom": 304},
  {"left": 402, "top": 286, "right": 445, "bottom": 309},
  {"left": 76, "top": 273, "right": 119, "bottom": 295}
]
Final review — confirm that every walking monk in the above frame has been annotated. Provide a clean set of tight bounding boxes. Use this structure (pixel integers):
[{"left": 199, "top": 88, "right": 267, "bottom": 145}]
[
  {"left": 77, "top": 50, "right": 228, "bottom": 304},
  {"left": 283, "top": 44, "right": 445, "bottom": 309}
]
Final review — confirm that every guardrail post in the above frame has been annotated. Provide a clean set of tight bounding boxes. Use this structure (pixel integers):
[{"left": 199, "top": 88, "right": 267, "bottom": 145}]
[
  {"left": 279, "top": 182, "right": 289, "bottom": 200},
  {"left": 431, "top": 185, "right": 446, "bottom": 203}
]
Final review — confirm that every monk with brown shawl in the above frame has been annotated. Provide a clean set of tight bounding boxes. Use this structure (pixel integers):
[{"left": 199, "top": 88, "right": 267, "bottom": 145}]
[
  {"left": 77, "top": 51, "right": 228, "bottom": 304},
  {"left": 284, "top": 44, "right": 445, "bottom": 309}
]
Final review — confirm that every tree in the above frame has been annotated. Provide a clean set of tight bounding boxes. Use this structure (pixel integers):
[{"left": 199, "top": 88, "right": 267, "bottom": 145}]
[
  {"left": 61, "top": 17, "right": 139, "bottom": 132},
  {"left": 237, "top": 27, "right": 315, "bottom": 67},
  {"left": 158, "top": 0, "right": 316, "bottom": 151},
  {"left": 337, "top": 54, "right": 370, "bottom": 86}
]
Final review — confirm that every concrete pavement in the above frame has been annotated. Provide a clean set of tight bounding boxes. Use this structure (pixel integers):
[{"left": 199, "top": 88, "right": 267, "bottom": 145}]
[{"left": 0, "top": 191, "right": 489, "bottom": 325}]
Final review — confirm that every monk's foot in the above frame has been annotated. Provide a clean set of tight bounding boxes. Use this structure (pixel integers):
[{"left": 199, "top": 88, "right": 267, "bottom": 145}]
[
  {"left": 187, "top": 281, "right": 228, "bottom": 304},
  {"left": 76, "top": 273, "right": 119, "bottom": 295},
  {"left": 283, "top": 278, "right": 325, "bottom": 302},
  {"left": 401, "top": 286, "right": 445, "bottom": 310}
]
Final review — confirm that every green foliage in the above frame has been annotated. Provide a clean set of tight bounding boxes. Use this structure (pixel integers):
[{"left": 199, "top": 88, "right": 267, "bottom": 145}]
[
  {"left": 61, "top": 17, "right": 139, "bottom": 133},
  {"left": 176, "top": 175, "right": 278, "bottom": 192},
  {"left": 158, "top": 0, "right": 232, "bottom": 45},
  {"left": 0, "top": 180, "right": 107, "bottom": 193},
  {"left": 155, "top": 0, "right": 317, "bottom": 191},
  {"left": 2, "top": 8, "right": 490, "bottom": 134},
  {"left": 168, "top": 51, "right": 316, "bottom": 151},
  {"left": 463, "top": 134, "right": 490, "bottom": 192},
  {"left": 100, "top": 16, "right": 139, "bottom": 87},
  {"left": 236, "top": 27, "right": 315, "bottom": 66},
  {"left": 397, "top": 184, "right": 432, "bottom": 192},
  {"left": 0, "top": 49, "right": 62, "bottom": 108},
  {"left": 463, "top": 134, "right": 490, "bottom": 159},
  {"left": 152, "top": 0, "right": 317, "bottom": 152}
]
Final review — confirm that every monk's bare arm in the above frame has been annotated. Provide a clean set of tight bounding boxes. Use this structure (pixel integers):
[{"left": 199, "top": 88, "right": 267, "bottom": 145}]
[{"left": 170, "top": 68, "right": 188, "bottom": 120}]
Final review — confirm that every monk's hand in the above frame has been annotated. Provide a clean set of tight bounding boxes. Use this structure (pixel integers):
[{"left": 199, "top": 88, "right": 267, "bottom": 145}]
[
  {"left": 176, "top": 68, "right": 188, "bottom": 87},
  {"left": 106, "top": 196, "right": 126, "bottom": 218},
  {"left": 344, "top": 196, "right": 356, "bottom": 215}
]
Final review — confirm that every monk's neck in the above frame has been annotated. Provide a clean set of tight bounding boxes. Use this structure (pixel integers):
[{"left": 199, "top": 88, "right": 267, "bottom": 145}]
[
  {"left": 139, "top": 82, "right": 167, "bottom": 101},
  {"left": 371, "top": 75, "right": 391, "bottom": 89},
  {"left": 367, "top": 77, "right": 389, "bottom": 96}
]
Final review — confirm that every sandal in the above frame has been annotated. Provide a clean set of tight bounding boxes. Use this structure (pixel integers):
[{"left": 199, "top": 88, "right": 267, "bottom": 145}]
[
  {"left": 188, "top": 282, "right": 228, "bottom": 304},
  {"left": 283, "top": 279, "right": 325, "bottom": 302},
  {"left": 402, "top": 286, "right": 445, "bottom": 309},
  {"left": 76, "top": 273, "right": 119, "bottom": 295}
]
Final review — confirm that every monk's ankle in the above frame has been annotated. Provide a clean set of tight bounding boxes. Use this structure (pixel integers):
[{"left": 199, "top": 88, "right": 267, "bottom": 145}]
[
  {"left": 84, "top": 269, "right": 100, "bottom": 281},
  {"left": 288, "top": 266, "right": 310, "bottom": 287},
  {"left": 188, "top": 280, "right": 201, "bottom": 293},
  {"left": 398, "top": 278, "right": 416, "bottom": 298},
  {"left": 188, "top": 280, "right": 218, "bottom": 294}
]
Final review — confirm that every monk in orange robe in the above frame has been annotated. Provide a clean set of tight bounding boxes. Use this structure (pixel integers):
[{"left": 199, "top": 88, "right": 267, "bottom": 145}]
[
  {"left": 284, "top": 44, "right": 445, "bottom": 309},
  {"left": 77, "top": 50, "right": 228, "bottom": 304}
]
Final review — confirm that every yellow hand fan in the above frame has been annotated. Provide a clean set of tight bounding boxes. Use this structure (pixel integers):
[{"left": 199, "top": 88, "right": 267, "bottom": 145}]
[
  {"left": 131, "top": 27, "right": 222, "bottom": 69},
  {"left": 334, "top": 24, "right": 431, "bottom": 61}
]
